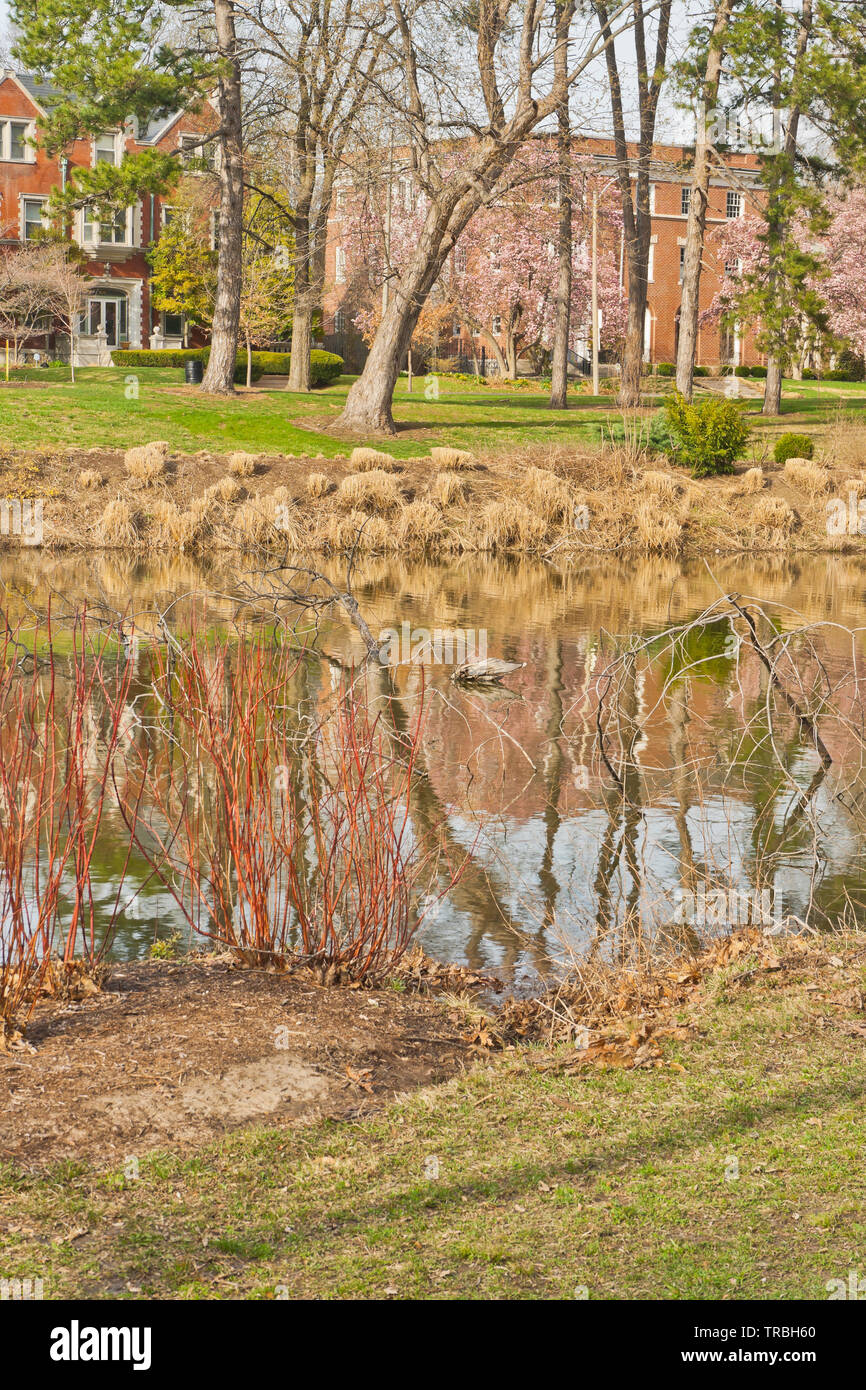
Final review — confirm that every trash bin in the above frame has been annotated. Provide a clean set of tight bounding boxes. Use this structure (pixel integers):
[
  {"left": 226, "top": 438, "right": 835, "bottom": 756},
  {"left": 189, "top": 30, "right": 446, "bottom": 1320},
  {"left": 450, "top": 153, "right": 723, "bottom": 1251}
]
[{"left": 185, "top": 359, "right": 204, "bottom": 385}]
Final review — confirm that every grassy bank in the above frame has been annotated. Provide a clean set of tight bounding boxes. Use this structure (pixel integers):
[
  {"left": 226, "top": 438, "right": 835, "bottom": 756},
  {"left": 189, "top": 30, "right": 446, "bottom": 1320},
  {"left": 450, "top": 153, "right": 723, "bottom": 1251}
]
[
  {"left": 1, "top": 932, "right": 864, "bottom": 1299},
  {"left": 1, "top": 365, "right": 865, "bottom": 459},
  {"left": 5, "top": 431, "right": 866, "bottom": 559}
]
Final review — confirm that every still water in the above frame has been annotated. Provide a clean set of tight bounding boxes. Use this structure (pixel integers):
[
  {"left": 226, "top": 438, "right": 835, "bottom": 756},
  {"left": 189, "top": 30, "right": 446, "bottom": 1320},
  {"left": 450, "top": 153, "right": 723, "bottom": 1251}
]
[{"left": 3, "top": 548, "right": 866, "bottom": 987}]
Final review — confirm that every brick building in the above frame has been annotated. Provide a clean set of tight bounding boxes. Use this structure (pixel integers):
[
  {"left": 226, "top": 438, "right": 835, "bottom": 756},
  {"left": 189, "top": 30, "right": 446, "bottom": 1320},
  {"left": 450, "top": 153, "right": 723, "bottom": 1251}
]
[
  {"left": 0, "top": 70, "right": 217, "bottom": 364},
  {"left": 322, "top": 136, "right": 766, "bottom": 374}
]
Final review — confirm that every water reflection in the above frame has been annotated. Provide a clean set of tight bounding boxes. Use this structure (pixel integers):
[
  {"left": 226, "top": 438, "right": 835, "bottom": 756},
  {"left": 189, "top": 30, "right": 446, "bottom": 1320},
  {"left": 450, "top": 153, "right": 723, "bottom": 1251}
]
[{"left": 3, "top": 549, "right": 866, "bottom": 987}]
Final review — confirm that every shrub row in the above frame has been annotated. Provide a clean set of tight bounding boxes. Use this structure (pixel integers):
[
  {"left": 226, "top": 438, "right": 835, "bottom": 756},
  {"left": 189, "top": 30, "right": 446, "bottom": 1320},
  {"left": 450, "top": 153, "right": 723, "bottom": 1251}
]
[{"left": 111, "top": 347, "right": 344, "bottom": 386}]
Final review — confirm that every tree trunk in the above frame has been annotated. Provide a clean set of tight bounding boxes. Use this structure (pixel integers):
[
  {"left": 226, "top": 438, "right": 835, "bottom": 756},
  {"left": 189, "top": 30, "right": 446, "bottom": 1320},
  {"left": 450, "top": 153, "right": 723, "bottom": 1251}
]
[
  {"left": 763, "top": 355, "right": 783, "bottom": 415},
  {"left": 200, "top": 0, "right": 244, "bottom": 396},
  {"left": 549, "top": 1, "right": 572, "bottom": 410},
  {"left": 287, "top": 219, "right": 312, "bottom": 392},
  {"left": 620, "top": 265, "right": 649, "bottom": 406},
  {"left": 676, "top": 0, "right": 734, "bottom": 400}
]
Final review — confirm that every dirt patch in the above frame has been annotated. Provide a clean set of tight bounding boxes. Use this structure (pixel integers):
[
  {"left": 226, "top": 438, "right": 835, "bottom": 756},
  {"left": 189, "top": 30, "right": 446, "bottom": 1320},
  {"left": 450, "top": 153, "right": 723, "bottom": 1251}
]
[{"left": 0, "top": 956, "right": 474, "bottom": 1171}]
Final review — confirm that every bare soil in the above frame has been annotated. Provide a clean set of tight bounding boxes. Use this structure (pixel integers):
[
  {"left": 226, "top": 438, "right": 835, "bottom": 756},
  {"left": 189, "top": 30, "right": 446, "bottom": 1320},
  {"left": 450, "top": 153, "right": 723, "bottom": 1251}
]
[{"left": 0, "top": 956, "right": 474, "bottom": 1171}]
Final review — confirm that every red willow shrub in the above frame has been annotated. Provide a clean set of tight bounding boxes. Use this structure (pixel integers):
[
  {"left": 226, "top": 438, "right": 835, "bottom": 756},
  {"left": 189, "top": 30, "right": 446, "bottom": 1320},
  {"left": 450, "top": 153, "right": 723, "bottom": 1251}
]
[
  {"left": 0, "top": 613, "right": 143, "bottom": 1045},
  {"left": 121, "top": 627, "right": 441, "bottom": 978}
]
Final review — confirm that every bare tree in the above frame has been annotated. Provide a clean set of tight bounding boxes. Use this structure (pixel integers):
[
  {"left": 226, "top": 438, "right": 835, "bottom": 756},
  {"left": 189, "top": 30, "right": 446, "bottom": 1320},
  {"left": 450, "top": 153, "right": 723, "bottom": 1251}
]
[
  {"left": 592, "top": 0, "right": 673, "bottom": 409},
  {"left": 333, "top": 0, "right": 642, "bottom": 434},
  {"left": 251, "top": 0, "right": 392, "bottom": 392},
  {"left": 549, "top": 0, "right": 573, "bottom": 410},
  {"left": 675, "top": 0, "right": 738, "bottom": 400},
  {"left": 200, "top": 0, "right": 246, "bottom": 395}
]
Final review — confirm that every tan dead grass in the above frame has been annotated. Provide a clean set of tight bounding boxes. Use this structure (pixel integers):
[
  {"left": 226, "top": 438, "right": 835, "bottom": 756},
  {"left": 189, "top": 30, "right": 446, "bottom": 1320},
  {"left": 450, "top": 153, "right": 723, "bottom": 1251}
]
[
  {"left": 123, "top": 441, "right": 170, "bottom": 484},
  {"left": 97, "top": 498, "right": 139, "bottom": 548},
  {"left": 228, "top": 452, "right": 259, "bottom": 478},
  {"left": 337, "top": 470, "right": 402, "bottom": 513},
  {"left": 76, "top": 469, "right": 103, "bottom": 489},
  {"left": 783, "top": 458, "right": 831, "bottom": 497},
  {"left": 430, "top": 446, "right": 474, "bottom": 471},
  {"left": 306, "top": 472, "right": 331, "bottom": 499},
  {"left": 430, "top": 471, "right": 467, "bottom": 507},
  {"left": 348, "top": 447, "right": 401, "bottom": 473}
]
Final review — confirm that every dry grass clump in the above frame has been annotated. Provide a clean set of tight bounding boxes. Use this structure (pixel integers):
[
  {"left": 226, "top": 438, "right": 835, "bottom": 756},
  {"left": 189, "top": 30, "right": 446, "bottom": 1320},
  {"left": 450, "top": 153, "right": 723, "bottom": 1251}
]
[
  {"left": 306, "top": 471, "right": 331, "bottom": 498},
  {"left": 783, "top": 457, "right": 831, "bottom": 496},
  {"left": 123, "top": 441, "right": 170, "bottom": 483},
  {"left": 97, "top": 498, "right": 139, "bottom": 547},
  {"left": 430, "top": 470, "right": 467, "bottom": 507},
  {"left": 430, "top": 446, "right": 474, "bottom": 470},
  {"left": 205, "top": 475, "right": 245, "bottom": 503},
  {"left": 348, "top": 447, "right": 400, "bottom": 473},
  {"left": 752, "top": 495, "right": 797, "bottom": 538},
  {"left": 396, "top": 498, "right": 445, "bottom": 552},
  {"left": 734, "top": 466, "right": 764, "bottom": 495},
  {"left": 228, "top": 451, "right": 259, "bottom": 478},
  {"left": 522, "top": 465, "right": 572, "bottom": 522},
  {"left": 320, "top": 510, "right": 392, "bottom": 552},
  {"left": 840, "top": 475, "right": 866, "bottom": 500},
  {"left": 475, "top": 498, "right": 547, "bottom": 552},
  {"left": 77, "top": 468, "right": 103, "bottom": 489},
  {"left": 634, "top": 499, "right": 682, "bottom": 555},
  {"left": 337, "top": 469, "right": 402, "bottom": 513},
  {"left": 232, "top": 491, "right": 300, "bottom": 551},
  {"left": 641, "top": 469, "right": 681, "bottom": 503}
]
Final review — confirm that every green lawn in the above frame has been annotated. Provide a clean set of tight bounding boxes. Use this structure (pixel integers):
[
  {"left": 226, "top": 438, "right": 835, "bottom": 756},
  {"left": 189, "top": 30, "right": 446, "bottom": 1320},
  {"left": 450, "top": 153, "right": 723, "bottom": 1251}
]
[
  {"left": 2, "top": 942, "right": 864, "bottom": 1300},
  {"left": 0, "top": 365, "right": 863, "bottom": 459}
]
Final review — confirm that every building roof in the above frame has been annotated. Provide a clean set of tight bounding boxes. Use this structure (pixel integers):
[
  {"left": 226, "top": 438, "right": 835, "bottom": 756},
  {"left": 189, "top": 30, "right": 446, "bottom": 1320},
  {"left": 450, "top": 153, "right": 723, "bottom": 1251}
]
[{"left": 2, "top": 71, "right": 191, "bottom": 145}]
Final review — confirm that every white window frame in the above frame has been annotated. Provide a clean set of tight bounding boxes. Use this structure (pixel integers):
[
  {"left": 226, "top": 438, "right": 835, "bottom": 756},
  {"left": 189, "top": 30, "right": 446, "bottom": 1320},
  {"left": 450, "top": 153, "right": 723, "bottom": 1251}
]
[
  {"left": 726, "top": 190, "right": 742, "bottom": 220},
  {"left": 21, "top": 195, "right": 48, "bottom": 242},
  {"left": 81, "top": 203, "right": 133, "bottom": 248},
  {"left": 1, "top": 119, "right": 36, "bottom": 163},
  {"left": 681, "top": 186, "right": 691, "bottom": 217},
  {"left": 335, "top": 245, "right": 346, "bottom": 284},
  {"left": 647, "top": 240, "right": 655, "bottom": 283},
  {"left": 93, "top": 131, "right": 121, "bottom": 167}
]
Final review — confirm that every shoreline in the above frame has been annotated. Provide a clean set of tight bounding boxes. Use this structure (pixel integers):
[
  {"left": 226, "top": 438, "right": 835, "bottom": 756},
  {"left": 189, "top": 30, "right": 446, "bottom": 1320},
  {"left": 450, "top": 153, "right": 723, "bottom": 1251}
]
[{"left": 1, "top": 443, "right": 865, "bottom": 559}]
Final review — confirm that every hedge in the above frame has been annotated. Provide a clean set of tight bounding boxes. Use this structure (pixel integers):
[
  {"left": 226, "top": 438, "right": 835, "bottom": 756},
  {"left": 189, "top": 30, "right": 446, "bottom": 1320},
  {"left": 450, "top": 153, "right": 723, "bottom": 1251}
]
[
  {"left": 774, "top": 432, "right": 814, "bottom": 464},
  {"left": 111, "top": 346, "right": 344, "bottom": 386}
]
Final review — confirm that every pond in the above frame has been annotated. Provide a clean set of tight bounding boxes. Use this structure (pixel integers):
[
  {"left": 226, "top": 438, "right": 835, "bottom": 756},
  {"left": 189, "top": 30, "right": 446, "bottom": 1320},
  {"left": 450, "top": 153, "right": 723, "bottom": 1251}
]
[{"left": 3, "top": 547, "right": 866, "bottom": 988}]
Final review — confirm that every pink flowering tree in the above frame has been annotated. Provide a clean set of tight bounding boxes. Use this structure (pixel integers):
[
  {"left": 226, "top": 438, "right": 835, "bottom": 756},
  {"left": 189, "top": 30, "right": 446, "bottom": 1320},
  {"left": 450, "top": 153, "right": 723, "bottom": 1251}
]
[
  {"left": 821, "top": 188, "right": 866, "bottom": 361},
  {"left": 342, "top": 145, "right": 626, "bottom": 378}
]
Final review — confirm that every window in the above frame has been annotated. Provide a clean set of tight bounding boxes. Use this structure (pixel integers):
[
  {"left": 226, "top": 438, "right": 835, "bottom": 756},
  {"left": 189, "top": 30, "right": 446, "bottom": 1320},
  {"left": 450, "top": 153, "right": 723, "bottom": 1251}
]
[
  {"left": 398, "top": 177, "right": 414, "bottom": 211},
  {"left": 22, "top": 198, "right": 47, "bottom": 242},
  {"left": 334, "top": 308, "right": 345, "bottom": 334},
  {"left": 83, "top": 206, "right": 128, "bottom": 245},
  {"left": 335, "top": 188, "right": 347, "bottom": 214},
  {"left": 452, "top": 320, "right": 460, "bottom": 337},
  {"left": 679, "top": 245, "right": 685, "bottom": 282},
  {"left": 0, "top": 120, "right": 33, "bottom": 161},
  {"left": 492, "top": 315, "right": 502, "bottom": 335},
  {"left": 162, "top": 311, "right": 184, "bottom": 338},
  {"left": 725, "top": 256, "right": 741, "bottom": 277},
  {"left": 681, "top": 186, "right": 691, "bottom": 217},
  {"left": 335, "top": 246, "right": 346, "bottom": 284},
  {"left": 647, "top": 242, "right": 655, "bottom": 283},
  {"left": 180, "top": 134, "right": 215, "bottom": 171},
  {"left": 726, "top": 190, "right": 742, "bottom": 219},
  {"left": 9, "top": 123, "right": 28, "bottom": 161},
  {"left": 95, "top": 133, "right": 118, "bottom": 166}
]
